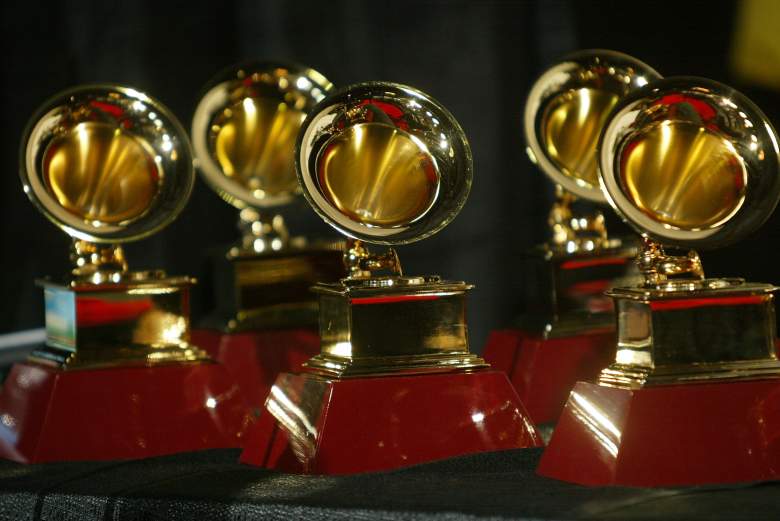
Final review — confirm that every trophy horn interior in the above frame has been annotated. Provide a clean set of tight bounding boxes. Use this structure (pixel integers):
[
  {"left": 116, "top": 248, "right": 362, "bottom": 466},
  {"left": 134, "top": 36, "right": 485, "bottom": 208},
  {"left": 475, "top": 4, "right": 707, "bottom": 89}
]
[
  {"left": 21, "top": 85, "right": 194, "bottom": 244},
  {"left": 192, "top": 62, "right": 333, "bottom": 209},
  {"left": 297, "top": 82, "right": 472, "bottom": 245},
  {"left": 599, "top": 77, "right": 780, "bottom": 249},
  {"left": 525, "top": 49, "right": 661, "bottom": 202}
]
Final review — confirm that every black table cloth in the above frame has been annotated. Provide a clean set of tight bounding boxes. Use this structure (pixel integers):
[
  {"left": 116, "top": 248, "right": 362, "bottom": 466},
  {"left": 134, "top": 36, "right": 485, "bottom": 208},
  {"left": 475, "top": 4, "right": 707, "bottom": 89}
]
[{"left": 0, "top": 447, "right": 777, "bottom": 520}]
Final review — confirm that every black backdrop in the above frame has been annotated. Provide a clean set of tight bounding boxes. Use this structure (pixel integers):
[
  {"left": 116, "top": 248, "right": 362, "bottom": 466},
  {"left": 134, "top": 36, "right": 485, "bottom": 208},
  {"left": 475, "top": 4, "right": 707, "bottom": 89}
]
[{"left": 1, "top": 0, "right": 777, "bottom": 351}]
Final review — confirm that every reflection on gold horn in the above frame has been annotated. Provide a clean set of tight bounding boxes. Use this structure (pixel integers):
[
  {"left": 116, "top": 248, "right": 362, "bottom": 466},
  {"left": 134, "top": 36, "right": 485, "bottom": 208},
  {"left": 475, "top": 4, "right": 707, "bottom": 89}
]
[{"left": 43, "top": 121, "right": 159, "bottom": 224}]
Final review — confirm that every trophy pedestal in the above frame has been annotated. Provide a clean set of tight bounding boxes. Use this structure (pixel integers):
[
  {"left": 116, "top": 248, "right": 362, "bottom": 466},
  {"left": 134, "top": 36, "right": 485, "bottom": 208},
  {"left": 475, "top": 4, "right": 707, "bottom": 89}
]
[
  {"left": 484, "top": 243, "right": 637, "bottom": 426},
  {"left": 240, "top": 277, "right": 543, "bottom": 474},
  {"left": 190, "top": 328, "right": 320, "bottom": 412},
  {"left": 483, "top": 327, "right": 615, "bottom": 425},
  {"left": 195, "top": 244, "right": 343, "bottom": 411},
  {"left": 240, "top": 369, "right": 542, "bottom": 474},
  {"left": 539, "top": 280, "right": 780, "bottom": 486},
  {"left": 0, "top": 361, "right": 249, "bottom": 463},
  {"left": 538, "top": 378, "right": 780, "bottom": 486},
  {"left": 0, "top": 275, "right": 251, "bottom": 463}
]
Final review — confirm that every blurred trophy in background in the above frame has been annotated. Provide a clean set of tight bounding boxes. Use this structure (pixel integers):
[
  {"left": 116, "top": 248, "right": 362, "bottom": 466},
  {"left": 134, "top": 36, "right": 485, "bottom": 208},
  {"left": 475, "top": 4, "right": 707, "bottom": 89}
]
[
  {"left": 0, "top": 85, "right": 249, "bottom": 463},
  {"left": 483, "top": 50, "right": 660, "bottom": 430},
  {"left": 190, "top": 62, "right": 345, "bottom": 412},
  {"left": 540, "top": 77, "right": 780, "bottom": 486},
  {"left": 241, "top": 82, "right": 542, "bottom": 474}
]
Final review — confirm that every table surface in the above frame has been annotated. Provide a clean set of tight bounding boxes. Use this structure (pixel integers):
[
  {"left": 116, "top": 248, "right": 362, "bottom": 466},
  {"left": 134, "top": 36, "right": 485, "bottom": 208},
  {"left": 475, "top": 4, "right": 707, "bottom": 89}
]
[{"left": 1, "top": 447, "right": 778, "bottom": 520}]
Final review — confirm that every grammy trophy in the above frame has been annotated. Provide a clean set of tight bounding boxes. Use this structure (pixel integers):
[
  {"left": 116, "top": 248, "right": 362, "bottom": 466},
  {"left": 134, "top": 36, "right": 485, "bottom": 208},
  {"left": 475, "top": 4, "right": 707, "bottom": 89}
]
[
  {"left": 240, "top": 81, "right": 542, "bottom": 474},
  {"left": 483, "top": 50, "right": 660, "bottom": 428},
  {"left": 190, "top": 62, "right": 345, "bottom": 412},
  {"left": 539, "top": 77, "right": 780, "bottom": 486},
  {"left": 0, "top": 85, "right": 249, "bottom": 463}
]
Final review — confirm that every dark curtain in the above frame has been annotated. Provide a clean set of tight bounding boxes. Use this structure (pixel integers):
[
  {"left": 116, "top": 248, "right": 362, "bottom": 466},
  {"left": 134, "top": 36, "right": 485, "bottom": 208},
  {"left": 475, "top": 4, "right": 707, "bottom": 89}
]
[{"left": 1, "top": 0, "right": 774, "bottom": 351}]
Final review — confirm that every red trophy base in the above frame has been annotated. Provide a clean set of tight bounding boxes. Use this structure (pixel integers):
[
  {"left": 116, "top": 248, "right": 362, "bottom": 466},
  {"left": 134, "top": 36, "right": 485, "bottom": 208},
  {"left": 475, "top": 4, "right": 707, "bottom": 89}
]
[
  {"left": 240, "top": 369, "right": 543, "bottom": 474},
  {"left": 482, "top": 328, "right": 615, "bottom": 424},
  {"left": 0, "top": 361, "right": 251, "bottom": 463},
  {"left": 538, "top": 379, "right": 780, "bottom": 486},
  {"left": 191, "top": 328, "right": 320, "bottom": 411}
]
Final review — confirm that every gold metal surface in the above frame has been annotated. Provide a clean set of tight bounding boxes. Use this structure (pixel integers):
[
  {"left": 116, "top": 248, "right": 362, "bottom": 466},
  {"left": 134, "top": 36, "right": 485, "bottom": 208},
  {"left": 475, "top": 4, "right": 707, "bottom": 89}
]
[
  {"left": 548, "top": 186, "right": 609, "bottom": 252},
  {"left": 542, "top": 88, "right": 620, "bottom": 187},
  {"left": 343, "top": 239, "right": 402, "bottom": 279},
  {"left": 193, "top": 62, "right": 332, "bottom": 210},
  {"left": 21, "top": 85, "right": 203, "bottom": 369},
  {"left": 32, "top": 276, "right": 210, "bottom": 370},
  {"left": 317, "top": 123, "right": 440, "bottom": 227},
  {"left": 637, "top": 238, "right": 705, "bottom": 288},
  {"left": 205, "top": 243, "right": 346, "bottom": 332},
  {"left": 598, "top": 281, "right": 780, "bottom": 388},
  {"left": 44, "top": 121, "right": 159, "bottom": 224},
  {"left": 22, "top": 85, "right": 194, "bottom": 244},
  {"left": 304, "top": 279, "right": 487, "bottom": 378},
  {"left": 620, "top": 121, "right": 747, "bottom": 230},
  {"left": 298, "top": 82, "right": 471, "bottom": 245},
  {"left": 525, "top": 50, "right": 661, "bottom": 202},
  {"left": 211, "top": 97, "right": 306, "bottom": 197},
  {"left": 593, "top": 78, "right": 780, "bottom": 388},
  {"left": 295, "top": 82, "right": 481, "bottom": 376},
  {"left": 599, "top": 78, "right": 779, "bottom": 249}
]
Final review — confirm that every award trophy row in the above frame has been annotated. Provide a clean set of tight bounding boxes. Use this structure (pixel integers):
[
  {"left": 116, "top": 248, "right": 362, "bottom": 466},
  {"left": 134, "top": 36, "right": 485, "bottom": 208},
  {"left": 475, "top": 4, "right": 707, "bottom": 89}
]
[{"left": 0, "top": 52, "right": 779, "bottom": 488}]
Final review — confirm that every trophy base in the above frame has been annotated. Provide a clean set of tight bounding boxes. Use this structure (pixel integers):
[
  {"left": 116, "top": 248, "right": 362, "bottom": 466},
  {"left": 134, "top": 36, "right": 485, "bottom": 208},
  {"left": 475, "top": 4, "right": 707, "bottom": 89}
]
[
  {"left": 0, "top": 361, "right": 251, "bottom": 463},
  {"left": 538, "top": 379, "right": 780, "bottom": 486},
  {"left": 240, "top": 369, "right": 543, "bottom": 474},
  {"left": 190, "top": 328, "right": 320, "bottom": 413},
  {"left": 482, "top": 328, "right": 615, "bottom": 426}
]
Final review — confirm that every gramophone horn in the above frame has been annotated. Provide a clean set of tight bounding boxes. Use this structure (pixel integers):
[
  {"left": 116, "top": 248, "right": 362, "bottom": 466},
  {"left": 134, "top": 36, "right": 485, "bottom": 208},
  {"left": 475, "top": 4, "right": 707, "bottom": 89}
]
[
  {"left": 598, "top": 76, "right": 780, "bottom": 250},
  {"left": 20, "top": 84, "right": 194, "bottom": 244},
  {"left": 192, "top": 61, "right": 333, "bottom": 210},
  {"left": 525, "top": 49, "right": 661, "bottom": 202},
  {"left": 297, "top": 81, "right": 472, "bottom": 245}
]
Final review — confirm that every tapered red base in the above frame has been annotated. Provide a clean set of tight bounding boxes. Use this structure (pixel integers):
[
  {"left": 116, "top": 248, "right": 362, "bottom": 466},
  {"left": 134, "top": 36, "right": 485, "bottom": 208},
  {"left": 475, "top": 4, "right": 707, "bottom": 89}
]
[
  {"left": 0, "top": 361, "right": 251, "bottom": 463},
  {"left": 538, "top": 379, "right": 780, "bottom": 486},
  {"left": 482, "top": 328, "right": 615, "bottom": 424},
  {"left": 191, "top": 328, "right": 320, "bottom": 412},
  {"left": 240, "top": 369, "right": 543, "bottom": 474}
]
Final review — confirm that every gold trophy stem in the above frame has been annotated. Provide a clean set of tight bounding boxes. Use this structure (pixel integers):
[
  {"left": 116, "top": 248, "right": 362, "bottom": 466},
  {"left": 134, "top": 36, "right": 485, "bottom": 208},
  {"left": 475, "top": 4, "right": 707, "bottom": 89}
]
[
  {"left": 236, "top": 207, "right": 290, "bottom": 254},
  {"left": 70, "top": 240, "right": 129, "bottom": 282},
  {"left": 637, "top": 237, "right": 705, "bottom": 288},
  {"left": 548, "top": 185, "right": 608, "bottom": 251},
  {"left": 344, "top": 239, "right": 403, "bottom": 279}
]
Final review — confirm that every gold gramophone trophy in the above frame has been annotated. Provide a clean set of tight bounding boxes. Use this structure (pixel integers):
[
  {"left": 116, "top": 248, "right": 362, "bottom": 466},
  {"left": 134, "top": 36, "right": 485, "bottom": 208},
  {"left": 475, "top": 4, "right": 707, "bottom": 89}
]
[
  {"left": 240, "top": 82, "right": 542, "bottom": 474},
  {"left": 190, "top": 62, "right": 345, "bottom": 410},
  {"left": 483, "top": 50, "right": 660, "bottom": 427},
  {"left": 539, "top": 77, "right": 780, "bottom": 486},
  {"left": 0, "top": 85, "right": 248, "bottom": 463}
]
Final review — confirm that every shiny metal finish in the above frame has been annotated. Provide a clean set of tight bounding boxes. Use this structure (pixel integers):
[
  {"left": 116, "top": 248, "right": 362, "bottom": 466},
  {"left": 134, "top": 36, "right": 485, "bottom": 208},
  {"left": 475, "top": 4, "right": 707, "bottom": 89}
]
[
  {"left": 21, "top": 84, "right": 208, "bottom": 369},
  {"left": 297, "top": 82, "right": 471, "bottom": 245},
  {"left": 601, "top": 280, "right": 780, "bottom": 388},
  {"left": 45, "top": 122, "right": 159, "bottom": 224},
  {"left": 21, "top": 84, "right": 194, "bottom": 244},
  {"left": 192, "top": 61, "right": 333, "bottom": 210},
  {"left": 525, "top": 50, "right": 661, "bottom": 202},
  {"left": 33, "top": 277, "right": 210, "bottom": 370},
  {"left": 599, "top": 77, "right": 780, "bottom": 249},
  {"left": 317, "top": 123, "right": 439, "bottom": 227},
  {"left": 306, "top": 278, "right": 486, "bottom": 377}
]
